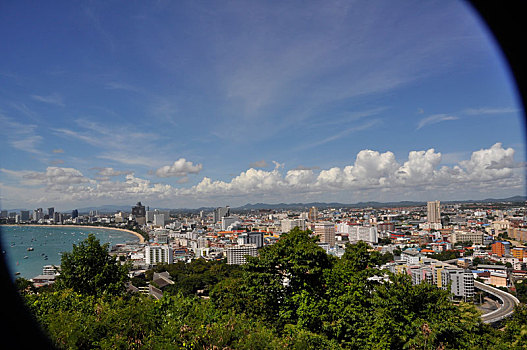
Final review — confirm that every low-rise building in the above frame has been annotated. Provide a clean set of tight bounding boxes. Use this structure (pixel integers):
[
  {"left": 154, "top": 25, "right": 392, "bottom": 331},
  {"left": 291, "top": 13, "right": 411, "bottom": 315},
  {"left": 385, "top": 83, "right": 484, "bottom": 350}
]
[{"left": 451, "top": 231, "right": 483, "bottom": 245}]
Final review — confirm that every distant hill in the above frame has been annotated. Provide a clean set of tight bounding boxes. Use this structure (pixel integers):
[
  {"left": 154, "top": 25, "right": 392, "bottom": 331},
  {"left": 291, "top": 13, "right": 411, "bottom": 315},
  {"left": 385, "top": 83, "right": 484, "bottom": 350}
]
[
  {"left": 2, "top": 196, "right": 525, "bottom": 213},
  {"left": 234, "top": 196, "right": 527, "bottom": 210}
]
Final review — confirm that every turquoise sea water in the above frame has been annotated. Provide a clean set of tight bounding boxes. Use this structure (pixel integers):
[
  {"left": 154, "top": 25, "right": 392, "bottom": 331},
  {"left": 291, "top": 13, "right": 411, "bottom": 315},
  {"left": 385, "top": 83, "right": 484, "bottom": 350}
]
[{"left": 0, "top": 225, "right": 139, "bottom": 279}]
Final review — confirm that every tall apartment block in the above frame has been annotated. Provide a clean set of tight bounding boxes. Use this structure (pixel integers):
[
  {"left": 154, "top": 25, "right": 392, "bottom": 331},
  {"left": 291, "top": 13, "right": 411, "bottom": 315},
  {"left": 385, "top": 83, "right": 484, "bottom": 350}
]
[
  {"left": 427, "top": 201, "right": 441, "bottom": 223},
  {"left": 315, "top": 222, "right": 336, "bottom": 247}
]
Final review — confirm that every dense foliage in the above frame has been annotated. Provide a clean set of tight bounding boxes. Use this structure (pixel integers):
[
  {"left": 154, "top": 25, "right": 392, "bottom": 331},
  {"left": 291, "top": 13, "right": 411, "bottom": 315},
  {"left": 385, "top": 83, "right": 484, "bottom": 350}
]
[
  {"left": 55, "top": 234, "right": 129, "bottom": 296},
  {"left": 428, "top": 249, "right": 461, "bottom": 261},
  {"left": 19, "top": 228, "right": 526, "bottom": 349},
  {"left": 147, "top": 258, "right": 242, "bottom": 296}
]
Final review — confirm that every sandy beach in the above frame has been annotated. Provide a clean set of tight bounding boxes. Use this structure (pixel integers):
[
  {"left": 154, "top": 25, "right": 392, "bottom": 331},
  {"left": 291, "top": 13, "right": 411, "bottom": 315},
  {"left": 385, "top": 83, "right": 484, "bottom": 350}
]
[{"left": 0, "top": 224, "right": 145, "bottom": 243}]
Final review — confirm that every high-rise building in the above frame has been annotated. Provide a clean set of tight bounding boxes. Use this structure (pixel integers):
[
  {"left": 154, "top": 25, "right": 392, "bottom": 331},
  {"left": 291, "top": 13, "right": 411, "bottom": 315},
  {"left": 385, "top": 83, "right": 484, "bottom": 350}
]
[
  {"left": 33, "top": 208, "right": 43, "bottom": 221},
  {"left": 71, "top": 209, "right": 79, "bottom": 219},
  {"left": 221, "top": 216, "right": 239, "bottom": 230},
  {"left": 0, "top": 210, "right": 7, "bottom": 218},
  {"left": 54, "top": 212, "right": 62, "bottom": 223},
  {"left": 153, "top": 213, "right": 165, "bottom": 227},
  {"left": 48, "top": 207, "right": 55, "bottom": 218},
  {"left": 20, "top": 210, "right": 30, "bottom": 222},
  {"left": 132, "top": 202, "right": 146, "bottom": 225},
  {"left": 308, "top": 207, "right": 318, "bottom": 222},
  {"left": 132, "top": 202, "right": 146, "bottom": 217},
  {"left": 145, "top": 244, "right": 173, "bottom": 266},
  {"left": 146, "top": 210, "right": 155, "bottom": 223},
  {"left": 214, "top": 206, "right": 230, "bottom": 223},
  {"left": 237, "top": 232, "right": 264, "bottom": 248},
  {"left": 427, "top": 201, "right": 441, "bottom": 224},
  {"left": 315, "top": 222, "right": 335, "bottom": 247}
]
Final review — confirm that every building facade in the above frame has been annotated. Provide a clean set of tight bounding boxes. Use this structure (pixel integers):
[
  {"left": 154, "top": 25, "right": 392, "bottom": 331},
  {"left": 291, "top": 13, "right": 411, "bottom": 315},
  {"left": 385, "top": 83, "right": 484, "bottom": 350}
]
[
  {"left": 214, "top": 206, "right": 230, "bottom": 223},
  {"left": 427, "top": 201, "right": 441, "bottom": 224},
  {"left": 451, "top": 231, "right": 484, "bottom": 245},
  {"left": 227, "top": 244, "right": 258, "bottom": 265},
  {"left": 145, "top": 244, "right": 173, "bottom": 266},
  {"left": 315, "top": 222, "right": 335, "bottom": 247},
  {"left": 281, "top": 219, "right": 307, "bottom": 233}
]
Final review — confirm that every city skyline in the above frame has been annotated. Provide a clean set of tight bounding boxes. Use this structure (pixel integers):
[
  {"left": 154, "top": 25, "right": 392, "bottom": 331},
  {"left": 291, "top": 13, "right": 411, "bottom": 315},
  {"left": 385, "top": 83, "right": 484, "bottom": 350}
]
[{"left": 0, "top": 1, "right": 525, "bottom": 210}]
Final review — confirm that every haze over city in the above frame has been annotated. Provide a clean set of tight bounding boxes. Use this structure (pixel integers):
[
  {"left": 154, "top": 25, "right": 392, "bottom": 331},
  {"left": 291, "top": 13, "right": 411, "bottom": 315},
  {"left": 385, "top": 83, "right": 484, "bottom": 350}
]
[{"left": 0, "top": 1, "right": 525, "bottom": 211}]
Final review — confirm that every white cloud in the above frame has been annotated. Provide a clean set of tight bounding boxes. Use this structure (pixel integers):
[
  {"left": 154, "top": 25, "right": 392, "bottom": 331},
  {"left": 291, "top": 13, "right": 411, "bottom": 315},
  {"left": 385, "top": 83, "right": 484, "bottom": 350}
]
[
  {"left": 92, "top": 167, "right": 132, "bottom": 177},
  {"left": 53, "top": 120, "right": 167, "bottom": 168},
  {"left": 31, "top": 93, "right": 65, "bottom": 107},
  {"left": 1, "top": 144, "right": 523, "bottom": 207},
  {"left": 155, "top": 158, "right": 202, "bottom": 178},
  {"left": 0, "top": 114, "right": 44, "bottom": 155},
  {"left": 417, "top": 114, "right": 458, "bottom": 130},
  {"left": 459, "top": 143, "right": 516, "bottom": 180},
  {"left": 183, "top": 143, "right": 523, "bottom": 199},
  {"left": 2, "top": 167, "right": 90, "bottom": 187},
  {"left": 300, "top": 119, "right": 381, "bottom": 150}
]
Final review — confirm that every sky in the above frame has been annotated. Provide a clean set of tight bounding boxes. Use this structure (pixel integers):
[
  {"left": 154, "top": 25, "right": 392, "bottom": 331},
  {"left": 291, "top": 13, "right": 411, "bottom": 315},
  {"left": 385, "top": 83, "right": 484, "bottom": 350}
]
[{"left": 0, "top": 0, "right": 525, "bottom": 211}]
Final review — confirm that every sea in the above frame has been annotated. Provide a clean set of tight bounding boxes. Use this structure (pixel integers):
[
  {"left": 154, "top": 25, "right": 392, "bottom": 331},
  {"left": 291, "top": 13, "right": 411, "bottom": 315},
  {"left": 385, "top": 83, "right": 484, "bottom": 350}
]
[{"left": 0, "top": 225, "right": 140, "bottom": 279}]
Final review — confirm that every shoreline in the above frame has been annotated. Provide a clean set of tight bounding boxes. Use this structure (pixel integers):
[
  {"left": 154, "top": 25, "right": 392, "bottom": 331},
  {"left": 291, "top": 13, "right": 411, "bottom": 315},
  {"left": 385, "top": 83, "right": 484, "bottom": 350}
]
[{"left": 0, "top": 224, "right": 145, "bottom": 243}]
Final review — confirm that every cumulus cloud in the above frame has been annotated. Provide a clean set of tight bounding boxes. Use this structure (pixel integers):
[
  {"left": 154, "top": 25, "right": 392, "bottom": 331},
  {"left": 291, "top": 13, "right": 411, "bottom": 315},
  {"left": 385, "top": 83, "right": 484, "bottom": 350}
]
[
  {"left": 459, "top": 143, "right": 516, "bottom": 180},
  {"left": 1, "top": 143, "right": 523, "bottom": 206},
  {"left": 155, "top": 158, "right": 203, "bottom": 178},
  {"left": 183, "top": 143, "right": 523, "bottom": 197},
  {"left": 249, "top": 160, "right": 268, "bottom": 168},
  {"left": 417, "top": 114, "right": 458, "bottom": 130}
]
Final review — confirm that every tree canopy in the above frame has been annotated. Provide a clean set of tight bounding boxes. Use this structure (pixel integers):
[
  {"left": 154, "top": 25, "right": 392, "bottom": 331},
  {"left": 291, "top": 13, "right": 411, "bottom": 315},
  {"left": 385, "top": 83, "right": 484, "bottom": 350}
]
[{"left": 55, "top": 234, "right": 129, "bottom": 296}]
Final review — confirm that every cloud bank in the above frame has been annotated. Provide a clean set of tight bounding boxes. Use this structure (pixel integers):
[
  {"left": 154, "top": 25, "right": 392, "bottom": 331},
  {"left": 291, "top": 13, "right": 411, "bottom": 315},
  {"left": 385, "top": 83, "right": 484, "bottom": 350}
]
[{"left": 1, "top": 143, "right": 523, "bottom": 208}]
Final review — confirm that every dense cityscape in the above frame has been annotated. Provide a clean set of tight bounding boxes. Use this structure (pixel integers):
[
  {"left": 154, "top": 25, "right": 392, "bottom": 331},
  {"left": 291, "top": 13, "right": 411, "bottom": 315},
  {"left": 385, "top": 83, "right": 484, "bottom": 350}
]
[{"left": 3, "top": 199, "right": 527, "bottom": 321}]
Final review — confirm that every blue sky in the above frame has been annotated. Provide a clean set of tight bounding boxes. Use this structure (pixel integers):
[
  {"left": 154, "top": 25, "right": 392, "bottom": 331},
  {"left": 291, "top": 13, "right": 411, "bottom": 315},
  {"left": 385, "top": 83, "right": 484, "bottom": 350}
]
[{"left": 0, "top": 0, "right": 525, "bottom": 210}]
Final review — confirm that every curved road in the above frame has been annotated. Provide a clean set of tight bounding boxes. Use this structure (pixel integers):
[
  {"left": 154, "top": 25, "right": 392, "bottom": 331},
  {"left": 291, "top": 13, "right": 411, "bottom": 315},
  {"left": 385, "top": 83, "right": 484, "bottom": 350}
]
[
  {"left": 475, "top": 281, "right": 519, "bottom": 324},
  {"left": 443, "top": 259, "right": 519, "bottom": 324}
]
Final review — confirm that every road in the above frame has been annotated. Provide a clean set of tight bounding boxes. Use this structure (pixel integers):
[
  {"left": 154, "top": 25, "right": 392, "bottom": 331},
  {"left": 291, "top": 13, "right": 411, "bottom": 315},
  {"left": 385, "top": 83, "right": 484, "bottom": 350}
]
[
  {"left": 474, "top": 281, "right": 519, "bottom": 324},
  {"left": 443, "top": 258, "right": 519, "bottom": 324}
]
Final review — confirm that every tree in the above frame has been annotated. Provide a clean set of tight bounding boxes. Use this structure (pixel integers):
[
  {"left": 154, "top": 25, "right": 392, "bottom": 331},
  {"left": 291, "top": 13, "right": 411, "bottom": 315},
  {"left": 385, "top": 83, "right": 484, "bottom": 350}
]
[
  {"left": 240, "top": 228, "right": 333, "bottom": 327},
  {"left": 15, "top": 277, "right": 36, "bottom": 295},
  {"left": 55, "top": 234, "right": 129, "bottom": 296}
]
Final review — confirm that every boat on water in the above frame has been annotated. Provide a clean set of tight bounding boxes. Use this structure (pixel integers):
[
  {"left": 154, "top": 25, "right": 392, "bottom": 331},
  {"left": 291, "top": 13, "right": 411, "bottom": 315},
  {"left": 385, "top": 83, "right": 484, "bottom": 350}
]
[
  {"left": 15, "top": 272, "right": 20, "bottom": 276},
  {"left": 27, "top": 247, "right": 34, "bottom": 251},
  {"left": 23, "top": 256, "right": 28, "bottom": 259}
]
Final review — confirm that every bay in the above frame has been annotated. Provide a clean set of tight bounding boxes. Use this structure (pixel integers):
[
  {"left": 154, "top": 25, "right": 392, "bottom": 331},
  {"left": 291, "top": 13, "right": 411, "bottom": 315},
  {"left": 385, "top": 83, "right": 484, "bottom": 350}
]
[{"left": 0, "top": 225, "right": 140, "bottom": 279}]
